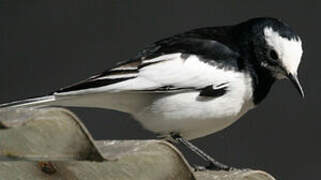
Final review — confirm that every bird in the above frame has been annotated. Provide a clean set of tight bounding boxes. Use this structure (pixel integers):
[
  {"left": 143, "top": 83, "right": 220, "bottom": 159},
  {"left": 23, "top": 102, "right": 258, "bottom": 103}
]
[{"left": 0, "top": 17, "right": 304, "bottom": 170}]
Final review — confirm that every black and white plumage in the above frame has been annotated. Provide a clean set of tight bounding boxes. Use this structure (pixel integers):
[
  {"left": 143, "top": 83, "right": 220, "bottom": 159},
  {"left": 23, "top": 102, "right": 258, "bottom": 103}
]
[{"left": 0, "top": 17, "right": 304, "bottom": 170}]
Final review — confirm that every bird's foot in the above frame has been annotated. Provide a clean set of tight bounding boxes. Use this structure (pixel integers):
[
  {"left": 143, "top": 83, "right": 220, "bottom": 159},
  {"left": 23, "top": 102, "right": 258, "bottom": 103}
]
[{"left": 193, "top": 162, "right": 234, "bottom": 171}]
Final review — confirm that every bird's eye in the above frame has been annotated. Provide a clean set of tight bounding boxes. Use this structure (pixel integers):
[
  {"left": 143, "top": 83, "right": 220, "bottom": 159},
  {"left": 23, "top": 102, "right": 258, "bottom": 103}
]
[{"left": 269, "top": 49, "right": 279, "bottom": 60}]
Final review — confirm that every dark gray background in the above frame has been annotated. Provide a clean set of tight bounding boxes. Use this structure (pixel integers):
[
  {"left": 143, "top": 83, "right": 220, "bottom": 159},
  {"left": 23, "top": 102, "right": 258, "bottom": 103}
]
[{"left": 1, "top": 1, "right": 320, "bottom": 179}]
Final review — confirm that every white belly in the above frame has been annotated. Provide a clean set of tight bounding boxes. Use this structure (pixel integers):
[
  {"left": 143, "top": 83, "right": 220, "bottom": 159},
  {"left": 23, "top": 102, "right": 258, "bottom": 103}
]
[
  {"left": 133, "top": 90, "right": 254, "bottom": 140},
  {"left": 56, "top": 87, "right": 253, "bottom": 140}
]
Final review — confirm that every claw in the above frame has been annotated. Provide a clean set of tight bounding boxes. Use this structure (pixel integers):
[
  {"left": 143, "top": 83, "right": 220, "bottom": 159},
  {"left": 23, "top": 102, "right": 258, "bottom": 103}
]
[
  {"left": 193, "top": 165, "right": 207, "bottom": 172},
  {"left": 206, "top": 162, "right": 232, "bottom": 171},
  {"left": 193, "top": 163, "right": 235, "bottom": 171}
]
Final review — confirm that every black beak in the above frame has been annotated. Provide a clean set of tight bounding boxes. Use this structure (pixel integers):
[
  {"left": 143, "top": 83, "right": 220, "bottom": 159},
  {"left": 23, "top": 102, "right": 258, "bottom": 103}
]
[{"left": 287, "top": 73, "right": 304, "bottom": 98}]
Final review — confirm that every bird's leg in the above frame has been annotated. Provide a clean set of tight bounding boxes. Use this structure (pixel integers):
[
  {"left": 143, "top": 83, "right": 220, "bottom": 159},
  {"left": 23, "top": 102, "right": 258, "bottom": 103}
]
[{"left": 170, "top": 133, "right": 232, "bottom": 171}]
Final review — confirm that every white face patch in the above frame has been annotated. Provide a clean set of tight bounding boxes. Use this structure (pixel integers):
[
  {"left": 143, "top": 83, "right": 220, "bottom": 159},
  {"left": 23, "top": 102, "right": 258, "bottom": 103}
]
[{"left": 263, "top": 27, "right": 303, "bottom": 76}]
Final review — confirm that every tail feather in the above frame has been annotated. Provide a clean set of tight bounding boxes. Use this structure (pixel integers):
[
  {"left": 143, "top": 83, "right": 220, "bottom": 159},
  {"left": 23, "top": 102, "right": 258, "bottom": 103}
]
[
  {"left": 0, "top": 92, "right": 150, "bottom": 113},
  {"left": 0, "top": 95, "right": 56, "bottom": 109}
]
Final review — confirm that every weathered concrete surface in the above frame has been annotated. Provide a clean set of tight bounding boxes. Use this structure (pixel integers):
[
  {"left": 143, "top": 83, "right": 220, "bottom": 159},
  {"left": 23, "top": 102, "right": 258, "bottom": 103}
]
[
  {"left": 0, "top": 140, "right": 194, "bottom": 180},
  {"left": 194, "top": 170, "right": 276, "bottom": 180},
  {"left": 0, "top": 108, "right": 104, "bottom": 161},
  {"left": 0, "top": 107, "right": 275, "bottom": 180}
]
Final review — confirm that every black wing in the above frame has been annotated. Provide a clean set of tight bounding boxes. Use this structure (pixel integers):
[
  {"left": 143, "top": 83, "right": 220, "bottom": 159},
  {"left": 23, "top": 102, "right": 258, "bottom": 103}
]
[{"left": 55, "top": 27, "right": 241, "bottom": 95}]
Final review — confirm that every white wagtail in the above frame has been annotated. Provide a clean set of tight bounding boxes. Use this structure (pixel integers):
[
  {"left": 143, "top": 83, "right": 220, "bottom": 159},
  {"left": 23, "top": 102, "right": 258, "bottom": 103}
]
[{"left": 0, "top": 17, "right": 304, "bottom": 170}]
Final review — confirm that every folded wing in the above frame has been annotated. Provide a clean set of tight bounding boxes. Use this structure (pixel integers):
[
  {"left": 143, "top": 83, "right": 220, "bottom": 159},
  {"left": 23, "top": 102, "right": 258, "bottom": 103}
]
[{"left": 55, "top": 36, "right": 240, "bottom": 96}]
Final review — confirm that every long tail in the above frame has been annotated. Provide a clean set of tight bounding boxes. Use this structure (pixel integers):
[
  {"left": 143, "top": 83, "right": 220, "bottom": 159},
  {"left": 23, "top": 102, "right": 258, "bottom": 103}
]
[
  {"left": 0, "top": 95, "right": 56, "bottom": 110},
  {"left": 0, "top": 92, "right": 149, "bottom": 113}
]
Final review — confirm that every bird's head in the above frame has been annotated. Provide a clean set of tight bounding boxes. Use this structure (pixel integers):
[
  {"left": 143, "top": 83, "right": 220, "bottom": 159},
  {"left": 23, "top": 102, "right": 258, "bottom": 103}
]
[{"left": 240, "top": 17, "right": 304, "bottom": 98}]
